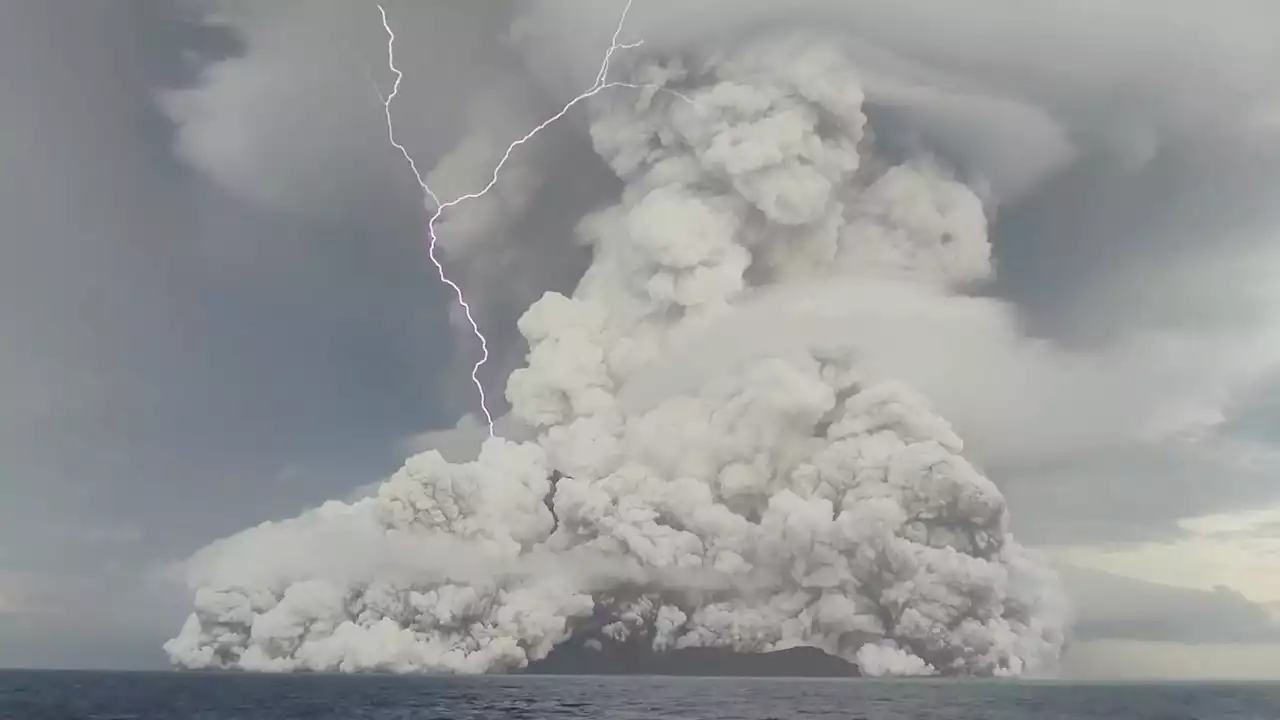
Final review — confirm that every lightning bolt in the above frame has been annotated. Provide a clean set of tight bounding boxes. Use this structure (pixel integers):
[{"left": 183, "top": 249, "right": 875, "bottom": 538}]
[{"left": 377, "top": 0, "right": 686, "bottom": 437}]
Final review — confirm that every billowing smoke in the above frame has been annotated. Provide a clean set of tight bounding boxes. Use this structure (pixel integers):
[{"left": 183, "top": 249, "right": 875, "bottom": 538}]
[{"left": 165, "top": 28, "right": 1070, "bottom": 676}]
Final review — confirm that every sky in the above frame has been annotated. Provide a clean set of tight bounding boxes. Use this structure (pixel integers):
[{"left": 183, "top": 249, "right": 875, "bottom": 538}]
[
  {"left": 2, "top": 0, "right": 1280, "bottom": 678},
  {"left": 0, "top": 0, "right": 458, "bottom": 669}
]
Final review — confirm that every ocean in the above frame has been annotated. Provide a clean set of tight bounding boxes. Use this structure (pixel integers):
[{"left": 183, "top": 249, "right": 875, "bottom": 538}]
[{"left": 2, "top": 671, "right": 1278, "bottom": 720}]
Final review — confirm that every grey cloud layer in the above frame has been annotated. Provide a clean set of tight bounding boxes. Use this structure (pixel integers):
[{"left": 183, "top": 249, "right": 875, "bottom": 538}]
[
  {"left": 0, "top": 1, "right": 476, "bottom": 668},
  {"left": 1061, "top": 565, "right": 1280, "bottom": 645}
]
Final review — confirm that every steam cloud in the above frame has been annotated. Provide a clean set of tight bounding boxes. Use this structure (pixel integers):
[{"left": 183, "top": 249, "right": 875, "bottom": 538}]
[{"left": 164, "top": 26, "right": 1071, "bottom": 676}]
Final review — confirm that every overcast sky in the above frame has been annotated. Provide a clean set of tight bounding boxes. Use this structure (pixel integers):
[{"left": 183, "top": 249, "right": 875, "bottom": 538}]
[
  {"left": 2, "top": 0, "right": 1280, "bottom": 678},
  {"left": 0, "top": 0, "right": 458, "bottom": 668}
]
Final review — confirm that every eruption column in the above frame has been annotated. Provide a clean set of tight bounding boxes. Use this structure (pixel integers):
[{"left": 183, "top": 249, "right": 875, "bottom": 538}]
[{"left": 166, "top": 25, "right": 1068, "bottom": 677}]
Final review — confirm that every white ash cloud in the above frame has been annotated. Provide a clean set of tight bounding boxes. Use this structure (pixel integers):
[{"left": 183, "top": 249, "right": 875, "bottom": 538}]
[{"left": 165, "top": 33, "right": 1075, "bottom": 677}]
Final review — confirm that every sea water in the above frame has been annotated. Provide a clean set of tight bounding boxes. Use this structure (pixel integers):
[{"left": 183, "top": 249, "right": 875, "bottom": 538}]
[{"left": 2, "top": 670, "right": 1278, "bottom": 719}]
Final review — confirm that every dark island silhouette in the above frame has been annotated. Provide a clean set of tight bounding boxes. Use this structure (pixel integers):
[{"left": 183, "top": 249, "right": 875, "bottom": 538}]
[{"left": 526, "top": 643, "right": 860, "bottom": 677}]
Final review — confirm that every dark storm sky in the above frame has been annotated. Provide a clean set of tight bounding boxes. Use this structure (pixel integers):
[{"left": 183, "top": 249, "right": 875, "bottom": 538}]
[{"left": 0, "top": 0, "right": 458, "bottom": 667}]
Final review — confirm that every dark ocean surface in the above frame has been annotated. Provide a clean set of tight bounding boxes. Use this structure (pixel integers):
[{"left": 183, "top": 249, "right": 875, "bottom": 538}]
[{"left": 2, "top": 671, "right": 1279, "bottom": 720}]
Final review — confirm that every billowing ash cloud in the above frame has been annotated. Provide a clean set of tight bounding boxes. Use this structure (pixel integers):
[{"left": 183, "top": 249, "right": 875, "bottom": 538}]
[{"left": 165, "top": 32, "right": 1069, "bottom": 677}]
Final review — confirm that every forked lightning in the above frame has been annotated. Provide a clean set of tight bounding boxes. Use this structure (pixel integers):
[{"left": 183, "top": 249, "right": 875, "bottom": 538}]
[{"left": 375, "top": 0, "right": 672, "bottom": 437}]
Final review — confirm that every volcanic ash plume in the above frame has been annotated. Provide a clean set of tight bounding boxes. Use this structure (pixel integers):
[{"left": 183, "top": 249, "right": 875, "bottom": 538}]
[{"left": 165, "top": 36, "right": 1067, "bottom": 677}]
